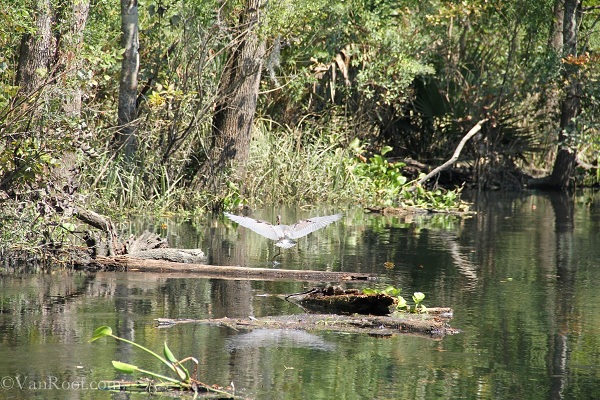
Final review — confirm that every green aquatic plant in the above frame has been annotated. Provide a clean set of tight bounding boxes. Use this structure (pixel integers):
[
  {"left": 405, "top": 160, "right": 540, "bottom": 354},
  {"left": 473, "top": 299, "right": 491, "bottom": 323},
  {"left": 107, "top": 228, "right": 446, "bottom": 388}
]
[
  {"left": 350, "top": 140, "right": 408, "bottom": 206},
  {"left": 362, "top": 285, "right": 402, "bottom": 297},
  {"left": 362, "top": 287, "right": 427, "bottom": 314},
  {"left": 396, "top": 291, "right": 427, "bottom": 313},
  {"left": 400, "top": 183, "right": 468, "bottom": 212},
  {"left": 89, "top": 326, "right": 233, "bottom": 396}
]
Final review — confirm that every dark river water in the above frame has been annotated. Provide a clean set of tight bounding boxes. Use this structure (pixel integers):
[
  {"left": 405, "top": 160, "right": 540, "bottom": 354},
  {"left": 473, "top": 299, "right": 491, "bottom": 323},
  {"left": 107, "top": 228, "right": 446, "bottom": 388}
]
[{"left": 1, "top": 190, "right": 599, "bottom": 399}]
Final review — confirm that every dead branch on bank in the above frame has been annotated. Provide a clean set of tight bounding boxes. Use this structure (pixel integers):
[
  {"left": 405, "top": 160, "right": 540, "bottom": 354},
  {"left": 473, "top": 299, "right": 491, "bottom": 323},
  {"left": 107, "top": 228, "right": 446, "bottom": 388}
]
[{"left": 412, "top": 119, "right": 488, "bottom": 188}]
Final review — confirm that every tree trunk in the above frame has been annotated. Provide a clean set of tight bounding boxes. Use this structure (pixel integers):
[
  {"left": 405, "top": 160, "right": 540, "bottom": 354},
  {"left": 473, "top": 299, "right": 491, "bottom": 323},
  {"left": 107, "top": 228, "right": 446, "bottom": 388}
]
[
  {"left": 114, "top": 0, "right": 140, "bottom": 159},
  {"left": 198, "top": 0, "right": 266, "bottom": 192},
  {"left": 16, "top": 0, "right": 54, "bottom": 95},
  {"left": 55, "top": 0, "right": 91, "bottom": 117},
  {"left": 548, "top": 0, "right": 564, "bottom": 51},
  {"left": 548, "top": 0, "right": 581, "bottom": 189}
]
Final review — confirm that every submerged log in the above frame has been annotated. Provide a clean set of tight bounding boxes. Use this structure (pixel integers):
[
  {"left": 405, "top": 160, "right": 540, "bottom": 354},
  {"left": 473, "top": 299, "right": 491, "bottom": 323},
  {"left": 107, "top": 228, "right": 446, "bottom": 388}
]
[
  {"left": 90, "top": 256, "right": 376, "bottom": 282},
  {"left": 156, "top": 312, "right": 459, "bottom": 338}
]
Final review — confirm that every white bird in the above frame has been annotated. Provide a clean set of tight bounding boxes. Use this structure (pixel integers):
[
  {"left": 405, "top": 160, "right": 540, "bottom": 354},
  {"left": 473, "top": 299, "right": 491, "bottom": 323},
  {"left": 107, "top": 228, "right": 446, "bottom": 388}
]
[{"left": 224, "top": 212, "right": 342, "bottom": 249}]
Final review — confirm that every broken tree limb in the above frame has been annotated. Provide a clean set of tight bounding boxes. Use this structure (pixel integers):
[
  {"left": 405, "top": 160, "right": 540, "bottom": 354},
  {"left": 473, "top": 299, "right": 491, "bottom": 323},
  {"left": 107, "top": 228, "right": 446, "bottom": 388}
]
[
  {"left": 73, "top": 206, "right": 122, "bottom": 256},
  {"left": 413, "top": 119, "right": 488, "bottom": 188},
  {"left": 90, "top": 256, "right": 377, "bottom": 282}
]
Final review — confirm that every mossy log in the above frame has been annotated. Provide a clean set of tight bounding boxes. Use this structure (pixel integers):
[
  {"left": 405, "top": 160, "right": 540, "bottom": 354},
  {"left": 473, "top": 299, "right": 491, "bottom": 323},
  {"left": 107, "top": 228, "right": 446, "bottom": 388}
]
[{"left": 286, "top": 286, "right": 395, "bottom": 316}]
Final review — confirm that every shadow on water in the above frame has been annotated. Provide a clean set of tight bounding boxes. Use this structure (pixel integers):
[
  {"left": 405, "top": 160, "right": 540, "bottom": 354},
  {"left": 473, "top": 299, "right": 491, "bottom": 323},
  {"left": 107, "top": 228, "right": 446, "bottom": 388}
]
[{"left": 0, "top": 190, "right": 599, "bottom": 399}]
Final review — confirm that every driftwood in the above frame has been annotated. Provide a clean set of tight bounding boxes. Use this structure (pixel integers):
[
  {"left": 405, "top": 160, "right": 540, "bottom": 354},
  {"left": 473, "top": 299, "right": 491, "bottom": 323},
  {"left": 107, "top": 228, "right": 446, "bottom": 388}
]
[
  {"left": 75, "top": 206, "right": 121, "bottom": 255},
  {"left": 365, "top": 205, "right": 474, "bottom": 216},
  {"left": 125, "top": 230, "right": 168, "bottom": 253},
  {"left": 127, "top": 248, "right": 207, "bottom": 263},
  {"left": 90, "top": 256, "right": 376, "bottom": 282},
  {"left": 156, "top": 312, "right": 459, "bottom": 338}
]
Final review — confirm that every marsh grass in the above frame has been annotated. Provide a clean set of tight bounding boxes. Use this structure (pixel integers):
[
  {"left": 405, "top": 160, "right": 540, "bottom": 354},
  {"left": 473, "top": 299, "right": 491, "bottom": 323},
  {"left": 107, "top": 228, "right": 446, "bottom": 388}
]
[
  {"left": 81, "top": 151, "right": 195, "bottom": 217},
  {"left": 79, "top": 118, "right": 463, "bottom": 215},
  {"left": 241, "top": 119, "right": 367, "bottom": 206}
]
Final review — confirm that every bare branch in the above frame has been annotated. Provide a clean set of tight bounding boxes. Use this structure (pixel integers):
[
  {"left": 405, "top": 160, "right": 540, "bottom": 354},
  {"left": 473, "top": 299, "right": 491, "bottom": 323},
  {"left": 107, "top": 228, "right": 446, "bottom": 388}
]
[{"left": 413, "top": 119, "right": 488, "bottom": 187}]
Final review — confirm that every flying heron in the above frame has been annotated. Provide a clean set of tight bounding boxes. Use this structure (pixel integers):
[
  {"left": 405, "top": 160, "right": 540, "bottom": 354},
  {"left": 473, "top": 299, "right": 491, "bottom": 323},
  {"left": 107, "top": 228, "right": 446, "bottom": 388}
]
[{"left": 224, "top": 212, "right": 343, "bottom": 249}]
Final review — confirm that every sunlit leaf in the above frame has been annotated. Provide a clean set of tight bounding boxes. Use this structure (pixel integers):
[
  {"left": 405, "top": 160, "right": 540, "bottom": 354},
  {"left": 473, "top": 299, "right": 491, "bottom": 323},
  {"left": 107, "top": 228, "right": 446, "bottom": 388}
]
[
  {"left": 164, "top": 342, "right": 178, "bottom": 363},
  {"left": 89, "top": 326, "right": 113, "bottom": 342},
  {"left": 412, "top": 292, "right": 425, "bottom": 303},
  {"left": 112, "top": 361, "right": 138, "bottom": 374},
  {"left": 380, "top": 145, "right": 393, "bottom": 155},
  {"left": 396, "top": 296, "right": 407, "bottom": 308}
]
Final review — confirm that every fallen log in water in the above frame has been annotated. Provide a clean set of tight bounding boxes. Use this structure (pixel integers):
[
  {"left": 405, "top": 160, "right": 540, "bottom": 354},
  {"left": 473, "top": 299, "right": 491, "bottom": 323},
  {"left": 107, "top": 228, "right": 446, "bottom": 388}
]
[
  {"left": 156, "top": 311, "right": 459, "bottom": 338},
  {"left": 90, "top": 256, "right": 377, "bottom": 282}
]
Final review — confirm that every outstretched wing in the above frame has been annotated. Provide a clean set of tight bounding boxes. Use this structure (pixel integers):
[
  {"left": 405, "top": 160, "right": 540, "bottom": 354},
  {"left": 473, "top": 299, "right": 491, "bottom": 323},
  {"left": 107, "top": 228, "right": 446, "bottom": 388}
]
[
  {"left": 224, "top": 212, "right": 280, "bottom": 241},
  {"left": 287, "top": 213, "right": 343, "bottom": 239}
]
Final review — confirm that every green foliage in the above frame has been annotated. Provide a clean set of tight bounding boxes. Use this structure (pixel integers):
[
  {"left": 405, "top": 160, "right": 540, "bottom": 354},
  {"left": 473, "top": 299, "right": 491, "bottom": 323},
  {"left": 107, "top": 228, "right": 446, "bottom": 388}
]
[
  {"left": 260, "top": 0, "right": 435, "bottom": 127},
  {"left": 81, "top": 153, "right": 192, "bottom": 216},
  {"left": 362, "top": 285, "right": 401, "bottom": 297},
  {"left": 349, "top": 139, "right": 407, "bottom": 206},
  {"left": 232, "top": 123, "right": 466, "bottom": 210},
  {"left": 412, "top": 0, "right": 564, "bottom": 183},
  {"left": 222, "top": 181, "right": 245, "bottom": 210},
  {"left": 362, "top": 286, "right": 427, "bottom": 313},
  {"left": 0, "top": 0, "right": 33, "bottom": 88},
  {"left": 394, "top": 291, "right": 426, "bottom": 313},
  {"left": 0, "top": 138, "right": 56, "bottom": 187},
  {"left": 400, "top": 183, "right": 469, "bottom": 212},
  {"left": 564, "top": 54, "right": 600, "bottom": 186}
]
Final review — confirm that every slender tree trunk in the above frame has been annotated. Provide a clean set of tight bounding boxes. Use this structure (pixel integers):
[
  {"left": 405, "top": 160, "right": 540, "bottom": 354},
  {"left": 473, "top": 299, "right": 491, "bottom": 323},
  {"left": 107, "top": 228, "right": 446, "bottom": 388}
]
[
  {"left": 16, "top": 0, "right": 54, "bottom": 95},
  {"left": 198, "top": 0, "right": 266, "bottom": 192},
  {"left": 55, "top": 0, "right": 91, "bottom": 117},
  {"left": 114, "top": 0, "right": 140, "bottom": 159},
  {"left": 548, "top": 0, "right": 581, "bottom": 189},
  {"left": 548, "top": 0, "right": 564, "bottom": 51}
]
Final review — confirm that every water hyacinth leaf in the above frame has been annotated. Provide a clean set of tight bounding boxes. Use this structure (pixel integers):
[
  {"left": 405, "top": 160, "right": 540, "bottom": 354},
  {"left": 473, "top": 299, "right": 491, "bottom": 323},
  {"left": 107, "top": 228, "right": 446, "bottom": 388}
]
[
  {"left": 362, "top": 288, "right": 378, "bottom": 295},
  {"left": 112, "top": 361, "right": 138, "bottom": 374},
  {"left": 89, "top": 326, "right": 113, "bottom": 342},
  {"left": 382, "top": 286, "right": 401, "bottom": 296},
  {"left": 413, "top": 292, "right": 425, "bottom": 303},
  {"left": 397, "top": 296, "right": 407, "bottom": 308}
]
